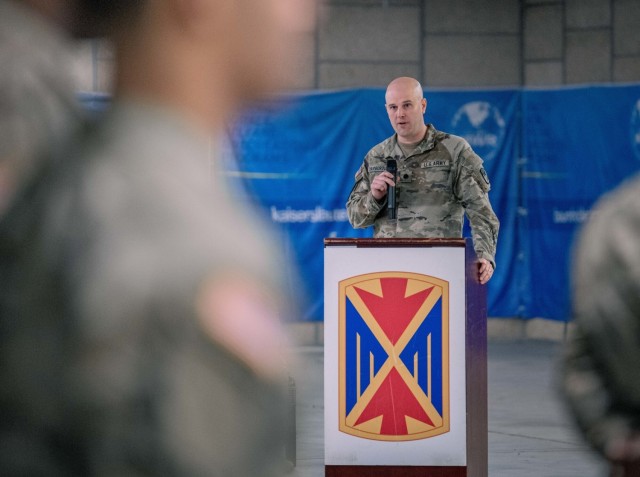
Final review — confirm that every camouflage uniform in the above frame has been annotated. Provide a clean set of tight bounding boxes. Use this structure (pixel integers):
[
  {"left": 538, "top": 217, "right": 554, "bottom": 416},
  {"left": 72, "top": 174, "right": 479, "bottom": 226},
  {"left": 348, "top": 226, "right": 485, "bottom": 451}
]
[
  {"left": 0, "top": 102, "right": 290, "bottom": 476},
  {"left": 561, "top": 174, "right": 640, "bottom": 471},
  {"left": 0, "top": 3, "right": 84, "bottom": 473},
  {"left": 347, "top": 124, "right": 499, "bottom": 267},
  {"left": 0, "top": 0, "right": 82, "bottom": 211}
]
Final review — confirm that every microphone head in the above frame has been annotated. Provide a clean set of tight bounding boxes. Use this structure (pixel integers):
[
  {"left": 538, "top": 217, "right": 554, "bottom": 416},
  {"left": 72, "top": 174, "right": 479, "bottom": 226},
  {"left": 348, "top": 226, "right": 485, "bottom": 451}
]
[{"left": 386, "top": 159, "right": 397, "bottom": 173}]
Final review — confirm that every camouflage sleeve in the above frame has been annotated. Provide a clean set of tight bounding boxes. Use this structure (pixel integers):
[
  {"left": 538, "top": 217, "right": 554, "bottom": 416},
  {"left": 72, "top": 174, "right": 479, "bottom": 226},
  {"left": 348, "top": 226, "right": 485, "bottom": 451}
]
[
  {"left": 561, "top": 326, "right": 635, "bottom": 459},
  {"left": 454, "top": 148, "right": 499, "bottom": 267},
  {"left": 0, "top": 60, "right": 80, "bottom": 206},
  {"left": 0, "top": 68, "right": 44, "bottom": 198},
  {"left": 346, "top": 159, "right": 385, "bottom": 229},
  {"left": 561, "top": 180, "right": 640, "bottom": 459}
]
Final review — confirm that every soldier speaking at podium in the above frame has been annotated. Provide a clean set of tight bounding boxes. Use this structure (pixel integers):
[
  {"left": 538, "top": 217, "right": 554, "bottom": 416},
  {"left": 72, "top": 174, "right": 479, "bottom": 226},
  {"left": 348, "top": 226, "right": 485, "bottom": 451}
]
[{"left": 346, "top": 77, "right": 499, "bottom": 285}]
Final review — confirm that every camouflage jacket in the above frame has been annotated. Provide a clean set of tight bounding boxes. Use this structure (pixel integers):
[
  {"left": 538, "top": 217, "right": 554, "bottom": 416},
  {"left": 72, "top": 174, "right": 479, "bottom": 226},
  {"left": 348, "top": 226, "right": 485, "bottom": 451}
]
[
  {"left": 0, "top": 103, "right": 290, "bottom": 476},
  {"left": 561, "top": 174, "right": 640, "bottom": 461},
  {"left": 346, "top": 124, "right": 499, "bottom": 267}
]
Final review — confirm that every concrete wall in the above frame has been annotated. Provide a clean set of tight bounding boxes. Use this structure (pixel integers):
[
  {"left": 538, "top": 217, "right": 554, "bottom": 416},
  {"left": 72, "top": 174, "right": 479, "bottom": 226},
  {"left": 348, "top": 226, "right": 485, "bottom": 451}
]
[{"left": 74, "top": 0, "right": 640, "bottom": 93}]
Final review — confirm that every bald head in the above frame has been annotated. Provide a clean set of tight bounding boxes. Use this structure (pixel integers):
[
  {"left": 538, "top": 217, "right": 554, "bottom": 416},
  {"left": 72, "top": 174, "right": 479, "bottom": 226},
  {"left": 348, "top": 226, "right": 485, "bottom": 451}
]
[
  {"left": 385, "top": 77, "right": 423, "bottom": 104},
  {"left": 384, "top": 77, "right": 427, "bottom": 143},
  {"left": 118, "top": 0, "right": 315, "bottom": 123},
  {"left": 108, "top": 0, "right": 318, "bottom": 132}
]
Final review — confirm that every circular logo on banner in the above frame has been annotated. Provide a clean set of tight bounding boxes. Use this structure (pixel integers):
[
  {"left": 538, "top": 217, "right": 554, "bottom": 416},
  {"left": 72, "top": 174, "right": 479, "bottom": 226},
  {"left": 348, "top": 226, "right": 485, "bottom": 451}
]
[
  {"left": 451, "top": 101, "right": 505, "bottom": 161},
  {"left": 631, "top": 99, "right": 640, "bottom": 161}
]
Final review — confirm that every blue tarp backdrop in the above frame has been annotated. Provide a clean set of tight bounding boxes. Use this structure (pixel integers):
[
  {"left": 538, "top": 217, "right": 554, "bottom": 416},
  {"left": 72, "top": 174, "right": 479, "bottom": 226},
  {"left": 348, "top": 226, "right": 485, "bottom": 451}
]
[
  {"left": 80, "top": 84, "right": 640, "bottom": 322},
  {"left": 520, "top": 85, "right": 640, "bottom": 321}
]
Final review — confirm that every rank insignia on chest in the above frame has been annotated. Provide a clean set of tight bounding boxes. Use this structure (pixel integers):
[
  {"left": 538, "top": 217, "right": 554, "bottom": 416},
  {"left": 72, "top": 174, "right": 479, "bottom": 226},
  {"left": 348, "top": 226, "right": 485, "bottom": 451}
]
[
  {"left": 399, "top": 169, "right": 413, "bottom": 182},
  {"left": 338, "top": 272, "right": 450, "bottom": 441}
]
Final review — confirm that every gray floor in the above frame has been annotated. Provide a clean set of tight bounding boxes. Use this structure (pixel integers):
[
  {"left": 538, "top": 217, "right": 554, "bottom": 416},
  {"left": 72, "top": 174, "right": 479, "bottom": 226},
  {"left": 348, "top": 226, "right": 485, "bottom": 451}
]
[{"left": 288, "top": 340, "right": 609, "bottom": 477}]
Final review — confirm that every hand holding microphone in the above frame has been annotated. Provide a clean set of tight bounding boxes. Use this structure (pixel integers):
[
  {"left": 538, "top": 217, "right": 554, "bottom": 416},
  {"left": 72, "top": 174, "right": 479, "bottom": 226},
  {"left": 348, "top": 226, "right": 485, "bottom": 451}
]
[{"left": 370, "top": 166, "right": 396, "bottom": 202}]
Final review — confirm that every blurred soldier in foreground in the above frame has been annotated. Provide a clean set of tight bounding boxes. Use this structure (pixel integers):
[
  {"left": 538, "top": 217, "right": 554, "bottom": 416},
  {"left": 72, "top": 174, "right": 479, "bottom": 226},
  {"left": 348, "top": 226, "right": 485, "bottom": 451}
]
[
  {"left": 0, "top": 0, "right": 317, "bottom": 475},
  {"left": 346, "top": 77, "right": 499, "bottom": 284},
  {"left": 561, "top": 174, "right": 640, "bottom": 477}
]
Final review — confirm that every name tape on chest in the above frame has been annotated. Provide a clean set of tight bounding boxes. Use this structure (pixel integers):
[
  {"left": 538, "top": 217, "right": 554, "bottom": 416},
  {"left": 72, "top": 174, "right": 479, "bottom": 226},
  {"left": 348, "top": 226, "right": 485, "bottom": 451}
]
[
  {"left": 368, "top": 165, "right": 386, "bottom": 173},
  {"left": 421, "top": 160, "right": 450, "bottom": 168}
]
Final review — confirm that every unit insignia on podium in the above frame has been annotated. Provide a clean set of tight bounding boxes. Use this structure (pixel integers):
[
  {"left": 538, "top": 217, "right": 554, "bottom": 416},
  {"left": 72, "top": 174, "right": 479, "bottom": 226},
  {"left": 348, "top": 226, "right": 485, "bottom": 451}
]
[{"left": 338, "top": 272, "right": 450, "bottom": 441}]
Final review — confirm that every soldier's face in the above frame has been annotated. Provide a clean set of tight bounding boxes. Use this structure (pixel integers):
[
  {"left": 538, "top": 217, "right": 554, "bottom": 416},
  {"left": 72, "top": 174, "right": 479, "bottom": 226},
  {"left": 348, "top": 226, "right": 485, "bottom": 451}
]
[{"left": 385, "top": 86, "right": 427, "bottom": 143}]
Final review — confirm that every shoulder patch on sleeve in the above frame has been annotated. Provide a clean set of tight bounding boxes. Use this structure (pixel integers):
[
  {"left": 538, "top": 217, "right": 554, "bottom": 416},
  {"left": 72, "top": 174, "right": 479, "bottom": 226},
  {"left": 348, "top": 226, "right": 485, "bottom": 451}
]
[{"left": 474, "top": 167, "right": 491, "bottom": 193}]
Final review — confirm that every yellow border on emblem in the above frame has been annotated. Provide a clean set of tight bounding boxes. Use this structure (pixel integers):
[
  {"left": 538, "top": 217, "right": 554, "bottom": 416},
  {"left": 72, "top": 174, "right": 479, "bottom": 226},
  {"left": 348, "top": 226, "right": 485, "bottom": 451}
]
[{"left": 338, "top": 271, "right": 450, "bottom": 441}]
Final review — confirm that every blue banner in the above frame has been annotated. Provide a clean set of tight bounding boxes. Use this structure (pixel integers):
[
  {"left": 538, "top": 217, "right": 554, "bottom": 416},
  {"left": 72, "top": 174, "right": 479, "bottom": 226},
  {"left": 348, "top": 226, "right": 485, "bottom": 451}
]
[
  {"left": 521, "top": 84, "right": 640, "bottom": 320},
  {"left": 227, "top": 90, "right": 387, "bottom": 319},
  {"left": 80, "top": 84, "right": 640, "bottom": 322},
  {"left": 418, "top": 90, "right": 520, "bottom": 318},
  {"left": 229, "top": 89, "right": 520, "bottom": 320}
]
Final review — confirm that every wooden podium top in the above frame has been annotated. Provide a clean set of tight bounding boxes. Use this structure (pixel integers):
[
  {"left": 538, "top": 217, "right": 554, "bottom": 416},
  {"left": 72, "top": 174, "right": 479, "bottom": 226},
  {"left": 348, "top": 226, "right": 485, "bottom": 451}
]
[{"left": 324, "top": 237, "right": 467, "bottom": 248}]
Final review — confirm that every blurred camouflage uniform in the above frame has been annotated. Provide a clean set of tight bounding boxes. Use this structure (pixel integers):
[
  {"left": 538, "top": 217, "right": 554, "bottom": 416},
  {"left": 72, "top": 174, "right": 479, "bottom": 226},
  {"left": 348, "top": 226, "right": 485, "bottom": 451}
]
[
  {"left": 0, "top": 2, "right": 85, "bottom": 473},
  {"left": 0, "top": 101, "right": 291, "bottom": 476},
  {"left": 347, "top": 124, "right": 499, "bottom": 267},
  {"left": 0, "top": 0, "right": 82, "bottom": 212},
  {"left": 561, "top": 174, "right": 640, "bottom": 474}
]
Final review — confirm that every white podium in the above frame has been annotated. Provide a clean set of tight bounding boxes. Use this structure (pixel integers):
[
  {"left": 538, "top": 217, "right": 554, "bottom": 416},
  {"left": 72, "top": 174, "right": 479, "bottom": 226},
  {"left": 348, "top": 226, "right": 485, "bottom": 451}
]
[{"left": 324, "top": 238, "right": 487, "bottom": 477}]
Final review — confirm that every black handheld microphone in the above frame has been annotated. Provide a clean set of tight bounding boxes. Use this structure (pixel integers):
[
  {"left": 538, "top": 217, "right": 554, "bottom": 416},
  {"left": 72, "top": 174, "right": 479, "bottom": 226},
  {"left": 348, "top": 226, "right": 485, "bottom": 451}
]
[{"left": 386, "top": 159, "right": 397, "bottom": 219}]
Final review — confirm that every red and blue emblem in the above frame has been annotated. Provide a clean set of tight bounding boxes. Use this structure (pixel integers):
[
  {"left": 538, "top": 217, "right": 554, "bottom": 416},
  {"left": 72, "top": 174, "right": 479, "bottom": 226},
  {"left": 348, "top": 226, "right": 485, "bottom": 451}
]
[{"left": 338, "top": 272, "right": 450, "bottom": 441}]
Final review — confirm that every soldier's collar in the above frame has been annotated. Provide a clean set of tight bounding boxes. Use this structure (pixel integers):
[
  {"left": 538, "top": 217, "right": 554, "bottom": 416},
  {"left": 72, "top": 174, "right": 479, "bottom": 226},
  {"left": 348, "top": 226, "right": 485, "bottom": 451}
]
[
  {"left": 415, "top": 124, "right": 438, "bottom": 153},
  {"left": 385, "top": 124, "right": 438, "bottom": 158}
]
